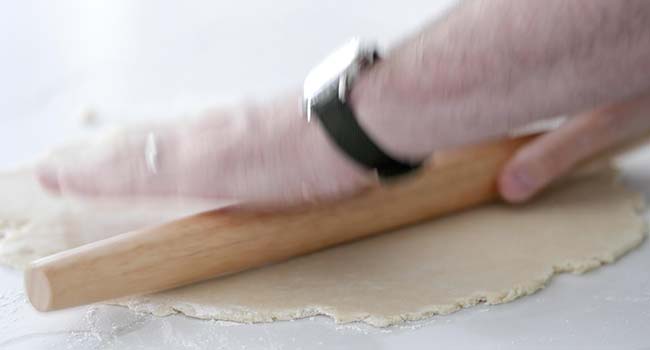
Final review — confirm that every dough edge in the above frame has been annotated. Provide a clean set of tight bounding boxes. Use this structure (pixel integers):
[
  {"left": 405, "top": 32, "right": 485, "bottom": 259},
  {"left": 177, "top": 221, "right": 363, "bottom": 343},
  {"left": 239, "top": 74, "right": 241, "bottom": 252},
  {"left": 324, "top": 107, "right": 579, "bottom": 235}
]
[
  {"left": 113, "top": 183, "right": 648, "bottom": 328},
  {"left": 2, "top": 171, "right": 646, "bottom": 328},
  {"left": 114, "top": 232, "right": 646, "bottom": 327}
]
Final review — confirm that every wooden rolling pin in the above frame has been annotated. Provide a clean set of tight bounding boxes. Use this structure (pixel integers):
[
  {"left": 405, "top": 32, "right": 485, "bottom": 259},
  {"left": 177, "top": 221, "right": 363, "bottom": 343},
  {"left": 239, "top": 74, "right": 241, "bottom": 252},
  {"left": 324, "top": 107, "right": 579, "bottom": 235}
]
[{"left": 30, "top": 132, "right": 636, "bottom": 312}]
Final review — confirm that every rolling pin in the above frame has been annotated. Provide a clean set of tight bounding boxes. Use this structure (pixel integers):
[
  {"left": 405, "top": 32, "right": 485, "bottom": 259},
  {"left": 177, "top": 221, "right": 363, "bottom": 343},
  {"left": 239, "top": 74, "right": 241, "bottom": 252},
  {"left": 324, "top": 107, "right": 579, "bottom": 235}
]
[
  {"left": 25, "top": 135, "right": 530, "bottom": 311},
  {"left": 25, "top": 133, "right": 639, "bottom": 312}
]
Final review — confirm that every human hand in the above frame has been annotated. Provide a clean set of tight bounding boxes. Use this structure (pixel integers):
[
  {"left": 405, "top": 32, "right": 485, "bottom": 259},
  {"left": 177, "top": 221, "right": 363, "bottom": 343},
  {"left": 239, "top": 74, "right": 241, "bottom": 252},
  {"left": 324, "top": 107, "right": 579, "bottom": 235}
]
[
  {"left": 36, "top": 94, "right": 374, "bottom": 208},
  {"left": 37, "top": 89, "right": 650, "bottom": 208}
]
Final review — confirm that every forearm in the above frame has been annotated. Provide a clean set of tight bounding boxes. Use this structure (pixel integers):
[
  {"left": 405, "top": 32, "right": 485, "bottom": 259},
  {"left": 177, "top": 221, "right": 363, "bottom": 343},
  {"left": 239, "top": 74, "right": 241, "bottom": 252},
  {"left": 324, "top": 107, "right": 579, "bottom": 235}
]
[{"left": 351, "top": 0, "right": 650, "bottom": 161}]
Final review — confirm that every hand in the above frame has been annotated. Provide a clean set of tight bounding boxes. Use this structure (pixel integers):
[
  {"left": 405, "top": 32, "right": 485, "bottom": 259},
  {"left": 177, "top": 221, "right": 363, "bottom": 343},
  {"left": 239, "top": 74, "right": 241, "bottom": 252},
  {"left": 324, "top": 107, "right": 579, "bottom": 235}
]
[
  {"left": 37, "top": 94, "right": 374, "bottom": 208},
  {"left": 37, "top": 89, "right": 650, "bottom": 208},
  {"left": 499, "top": 91, "right": 650, "bottom": 202}
]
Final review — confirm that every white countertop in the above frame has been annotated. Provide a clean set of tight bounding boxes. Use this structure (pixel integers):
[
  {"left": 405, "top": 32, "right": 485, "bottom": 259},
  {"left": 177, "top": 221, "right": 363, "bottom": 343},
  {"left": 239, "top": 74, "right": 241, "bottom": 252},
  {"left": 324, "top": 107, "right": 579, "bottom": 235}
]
[{"left": 1, "top": 1, "right": 649, "bottom": 349}]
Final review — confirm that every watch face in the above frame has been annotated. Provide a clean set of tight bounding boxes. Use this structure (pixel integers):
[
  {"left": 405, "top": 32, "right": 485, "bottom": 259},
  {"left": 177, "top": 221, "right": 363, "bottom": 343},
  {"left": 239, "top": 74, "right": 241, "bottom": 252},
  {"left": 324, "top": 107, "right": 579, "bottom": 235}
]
[{"left": 303, "top": 38, "right": 363, "bottom": 104}]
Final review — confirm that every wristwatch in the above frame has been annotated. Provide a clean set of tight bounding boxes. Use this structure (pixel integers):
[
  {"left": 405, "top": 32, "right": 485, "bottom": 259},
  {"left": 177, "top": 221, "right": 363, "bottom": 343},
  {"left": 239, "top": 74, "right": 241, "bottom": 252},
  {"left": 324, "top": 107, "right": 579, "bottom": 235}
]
[{"left": 303, "top": 38, "right": 422, "bottom": 178}]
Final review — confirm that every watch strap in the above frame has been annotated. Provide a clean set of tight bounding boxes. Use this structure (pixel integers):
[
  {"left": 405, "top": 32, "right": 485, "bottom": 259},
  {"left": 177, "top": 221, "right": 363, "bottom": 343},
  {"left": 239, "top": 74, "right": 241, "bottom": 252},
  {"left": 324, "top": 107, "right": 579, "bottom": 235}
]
[{"left": 312, "top": 96, "right": 421, "bottom": 178}]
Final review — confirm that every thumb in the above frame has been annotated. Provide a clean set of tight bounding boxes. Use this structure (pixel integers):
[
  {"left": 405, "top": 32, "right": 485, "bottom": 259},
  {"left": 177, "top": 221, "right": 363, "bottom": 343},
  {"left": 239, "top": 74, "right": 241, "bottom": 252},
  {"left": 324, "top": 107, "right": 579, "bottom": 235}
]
[{"left": 499, "top": 92, "right": 650, "bottom": 203}]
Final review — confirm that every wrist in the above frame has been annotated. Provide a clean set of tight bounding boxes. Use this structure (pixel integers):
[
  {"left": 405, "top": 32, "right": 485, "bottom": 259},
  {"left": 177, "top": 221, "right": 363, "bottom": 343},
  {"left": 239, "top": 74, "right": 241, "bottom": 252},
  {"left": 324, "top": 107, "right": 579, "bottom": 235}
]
[
  {"left": 280, "top": 93, "right": 376, "bottom": 197},
  {"left": 349, "top": 58, "right": 434, "bottom": 163}
]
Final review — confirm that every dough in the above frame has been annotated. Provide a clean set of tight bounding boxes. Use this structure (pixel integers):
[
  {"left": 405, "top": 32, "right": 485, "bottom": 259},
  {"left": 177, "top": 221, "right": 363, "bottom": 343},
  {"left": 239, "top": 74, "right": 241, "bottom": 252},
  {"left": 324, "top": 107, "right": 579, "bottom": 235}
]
[{"left": 0, "top": 169, "right": 645, "bottom": 327}]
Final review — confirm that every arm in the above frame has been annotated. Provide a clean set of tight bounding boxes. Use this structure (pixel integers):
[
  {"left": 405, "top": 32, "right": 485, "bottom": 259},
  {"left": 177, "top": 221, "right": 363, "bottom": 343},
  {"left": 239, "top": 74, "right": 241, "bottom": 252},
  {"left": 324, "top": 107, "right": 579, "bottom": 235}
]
[
  {"left": 38, "top": 0, "right": 650, "bottom": 206},
  {"left": 352, "top": 0, "right": 650, "bottom": 161}
]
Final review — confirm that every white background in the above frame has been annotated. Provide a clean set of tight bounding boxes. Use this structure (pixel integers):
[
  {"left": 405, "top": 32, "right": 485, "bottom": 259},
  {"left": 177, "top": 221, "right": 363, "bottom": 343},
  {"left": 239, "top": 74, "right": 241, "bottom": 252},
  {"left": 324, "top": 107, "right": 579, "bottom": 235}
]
[{"left": 1, "top": 1, "right": 649, "bottom": 349}]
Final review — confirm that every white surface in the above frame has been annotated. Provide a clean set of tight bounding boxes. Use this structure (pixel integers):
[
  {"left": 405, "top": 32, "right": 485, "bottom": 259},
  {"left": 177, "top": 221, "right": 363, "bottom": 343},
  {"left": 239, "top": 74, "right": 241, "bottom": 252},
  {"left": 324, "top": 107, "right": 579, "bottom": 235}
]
[{"left": 1, "top": 1, "right": 649, "bottom": 349}]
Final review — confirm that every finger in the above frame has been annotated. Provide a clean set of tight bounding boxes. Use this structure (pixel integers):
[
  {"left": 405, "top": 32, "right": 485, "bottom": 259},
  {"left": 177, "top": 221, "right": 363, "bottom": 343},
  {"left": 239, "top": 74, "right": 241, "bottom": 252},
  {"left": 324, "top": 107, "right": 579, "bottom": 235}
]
[
  {"left": 37, "top": 122, "right": 190, "bottom": 198},
  {"left": 499, "top": 92, "right": 650, "bottom": 203}
]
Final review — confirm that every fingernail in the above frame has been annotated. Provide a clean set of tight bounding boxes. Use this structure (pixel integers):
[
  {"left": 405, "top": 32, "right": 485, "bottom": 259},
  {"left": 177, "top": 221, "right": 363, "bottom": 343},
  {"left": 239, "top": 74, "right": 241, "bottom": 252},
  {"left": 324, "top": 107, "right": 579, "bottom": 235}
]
[
  {"left": 503, "top": 167, "right": 538, "bottom": 202},
  {"left": 36, "top": 160, "right": 61, "bottom": 194}
]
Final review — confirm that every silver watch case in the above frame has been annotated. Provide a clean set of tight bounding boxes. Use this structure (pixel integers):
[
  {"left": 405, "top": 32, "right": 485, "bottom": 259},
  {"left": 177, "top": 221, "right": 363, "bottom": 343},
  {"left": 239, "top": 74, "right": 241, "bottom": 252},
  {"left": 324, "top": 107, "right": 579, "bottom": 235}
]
[{"left": 303, "top": 38, "right": 378, "bottom": 122}]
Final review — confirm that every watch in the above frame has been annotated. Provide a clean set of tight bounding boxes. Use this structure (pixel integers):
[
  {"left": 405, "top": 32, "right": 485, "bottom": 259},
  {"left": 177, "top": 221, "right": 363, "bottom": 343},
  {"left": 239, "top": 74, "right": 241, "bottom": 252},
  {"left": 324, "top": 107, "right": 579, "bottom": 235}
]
[{"left": 303, "top": 38, "right": 421, "bottom": 178}]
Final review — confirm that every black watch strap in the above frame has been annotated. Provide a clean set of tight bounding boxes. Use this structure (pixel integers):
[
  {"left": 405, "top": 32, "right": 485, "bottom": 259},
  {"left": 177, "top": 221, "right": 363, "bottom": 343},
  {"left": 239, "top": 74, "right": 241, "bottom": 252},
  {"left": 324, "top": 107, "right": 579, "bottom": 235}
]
[{"left": 312, "top": 97, "right": 421, "bottom": 178}]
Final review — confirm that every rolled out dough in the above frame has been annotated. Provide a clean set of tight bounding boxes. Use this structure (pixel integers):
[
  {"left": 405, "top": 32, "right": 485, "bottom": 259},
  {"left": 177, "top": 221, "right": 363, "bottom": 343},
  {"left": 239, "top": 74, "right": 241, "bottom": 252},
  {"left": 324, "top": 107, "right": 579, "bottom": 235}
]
[{"left": 0, "top": 169, "right": 645, "bottom": 327}]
